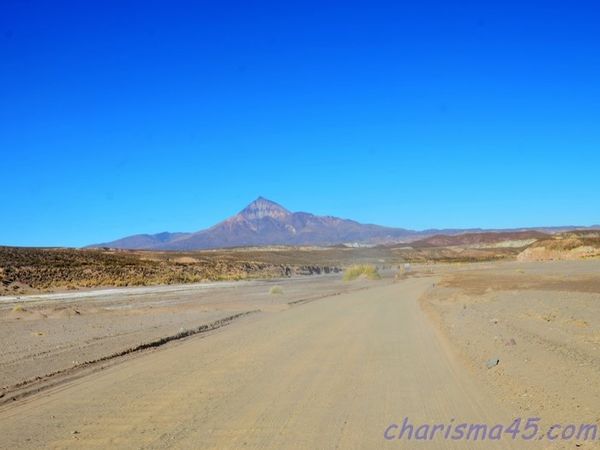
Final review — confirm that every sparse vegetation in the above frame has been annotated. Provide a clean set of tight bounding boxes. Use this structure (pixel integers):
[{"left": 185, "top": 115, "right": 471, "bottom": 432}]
[
  {"left": 516, "top": 233, "right": 600, "bottom": 261},
  {"left": 3, "top": 232, "right": 565, "bottom": 295},
  {"left": 343, "top": 264, "right": 381, "bottom": 281},
  {"left": 0, "top": 247, "right": 342, "bottom": 295},
  {"left": 269, "top": 286, "right": 284, "bottom": 295}
]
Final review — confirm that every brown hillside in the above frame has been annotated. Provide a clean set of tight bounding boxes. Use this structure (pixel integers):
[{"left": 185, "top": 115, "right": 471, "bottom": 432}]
[{"left": 412, "top": 230, "right": 549, "bottom": 247}]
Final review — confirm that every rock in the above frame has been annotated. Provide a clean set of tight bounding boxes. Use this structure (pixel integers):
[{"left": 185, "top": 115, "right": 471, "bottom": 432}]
[
  {"left": 490, "top": 318, "right": 498, "bottom": 324},
  {"left": 505, "top": 338, "right": 517, "bottom": 346},
  {"left": 485, "top": 358, "right": 500, "bottom": 369}
]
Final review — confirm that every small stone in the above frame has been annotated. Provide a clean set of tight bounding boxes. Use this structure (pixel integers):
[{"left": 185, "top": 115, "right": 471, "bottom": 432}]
[{"left": 485, "top": 358, "right": 500, "bottom": 369}]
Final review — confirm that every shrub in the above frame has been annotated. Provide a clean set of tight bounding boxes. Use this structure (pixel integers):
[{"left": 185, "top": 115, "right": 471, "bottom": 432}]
[
  {"left": 269, "top": 285, "right": 284, "bottom": 295},
  {"left": 343, "top": 264, "right": 381, "bottom": 281}
]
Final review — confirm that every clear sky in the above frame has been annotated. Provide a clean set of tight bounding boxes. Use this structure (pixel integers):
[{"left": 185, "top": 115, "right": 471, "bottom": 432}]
[{"left": 1, "top": 1, "right": 599, "bottom": 247}]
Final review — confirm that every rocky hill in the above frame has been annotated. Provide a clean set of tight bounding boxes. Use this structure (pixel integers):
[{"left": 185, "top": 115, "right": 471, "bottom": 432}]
[
  {"left": 412, "top": 230, "right": 549, "bottom": 248},
  {"left": 517, "top": 231, "right": 600, "bottom": 261}
]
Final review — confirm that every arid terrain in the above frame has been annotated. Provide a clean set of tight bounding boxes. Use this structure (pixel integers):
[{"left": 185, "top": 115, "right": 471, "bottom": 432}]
[
  {"left": 0, "top": 274, "right": 376, "bottom": 392},
  {"left": 6, "top": 229, "right": 595, "bottom": 296},
  {"left": 1, "top": 234, "right": 600, "bottom": 449},
  {"left": 0, "top": 246, "right": 350, "bottom": 296},
  {"left": 1, "top": 270, "right": 516, "bottom": 450},
  {"left": 0, "top": 257, "right": 599, "bottom": 448},
  {"left": 421, "top": 260, "right": 600, "bottom": 432}
]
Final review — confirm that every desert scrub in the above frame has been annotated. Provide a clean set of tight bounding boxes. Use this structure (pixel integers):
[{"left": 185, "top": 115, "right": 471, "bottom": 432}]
[
  {"left": 269, "top": 285, "right": 284, "bottom": 295},
  {"left": 343, "top": 264, "right": 381, "bottom": 281}
]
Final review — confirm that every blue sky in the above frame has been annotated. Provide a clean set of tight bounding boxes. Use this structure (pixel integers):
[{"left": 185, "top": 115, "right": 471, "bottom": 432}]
[{"left": 1, "top": 1, "right": 599, "bottom": 247}]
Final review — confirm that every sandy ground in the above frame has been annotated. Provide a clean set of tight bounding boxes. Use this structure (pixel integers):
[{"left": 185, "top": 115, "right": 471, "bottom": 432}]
[
  {"left": 0, "top": 274, "right": 377, "bottom": 390},
  {"left": 421, "top": 259, "right": 600, "bottom": 448},
  {"left": 0, "top": 277, "right": 518, "bottom": 449},
  {"left": 0, "top": 260, "right": 599, "bottom": 449}
]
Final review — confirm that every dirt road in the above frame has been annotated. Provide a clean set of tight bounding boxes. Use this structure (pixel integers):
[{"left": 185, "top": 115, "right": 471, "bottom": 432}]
[
  {"left": 0, "top": 278, "right": 516, "bottom": 449},
  {"left": 0, "top": 274, "right": 368, "bottom": 389}
]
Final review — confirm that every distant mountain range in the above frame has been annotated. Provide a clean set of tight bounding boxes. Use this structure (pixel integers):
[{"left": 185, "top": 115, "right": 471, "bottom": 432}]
[{"left": 88, "top": 197, "right": 598, "bottom": 250}]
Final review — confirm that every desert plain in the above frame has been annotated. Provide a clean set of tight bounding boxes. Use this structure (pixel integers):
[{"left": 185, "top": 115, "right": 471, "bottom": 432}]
[{"left": 1, "top": 237, "right": 600, "bottom": 449}]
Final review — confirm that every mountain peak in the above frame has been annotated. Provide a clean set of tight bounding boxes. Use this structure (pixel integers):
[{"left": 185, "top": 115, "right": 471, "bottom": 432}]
[
  {"left": 90, "top": 197, "right": 416, "bottom": 250},
  {"left": 239, "top": 197, "right": 291, "bottom": 221}
]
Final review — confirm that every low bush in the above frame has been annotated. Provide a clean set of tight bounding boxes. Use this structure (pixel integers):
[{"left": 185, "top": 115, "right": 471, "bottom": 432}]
[
  {"left": 269, "top": 285, "right": 284, "bottom": 295},
  {"left": 342, "top": 264, "right": 381, "bottom": 281}
]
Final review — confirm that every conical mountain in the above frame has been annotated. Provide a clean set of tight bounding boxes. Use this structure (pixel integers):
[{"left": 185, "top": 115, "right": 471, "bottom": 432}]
[{"left": 89, "top": 197, "right": 415, "bottom": 249}]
